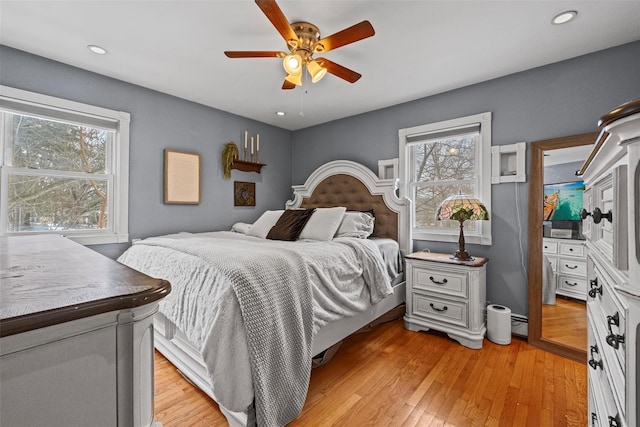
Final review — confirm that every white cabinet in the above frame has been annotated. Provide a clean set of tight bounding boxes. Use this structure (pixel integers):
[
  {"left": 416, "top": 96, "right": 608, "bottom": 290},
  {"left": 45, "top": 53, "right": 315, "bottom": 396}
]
[
  {"left": 582, "top": 99, "right": 640, "bottom": 427},
  {"left": 404, "top": 252, "right": 487, "bottom": 349},
  {"left": 543, "top": 237, "right": 588, "bottom": 301}
]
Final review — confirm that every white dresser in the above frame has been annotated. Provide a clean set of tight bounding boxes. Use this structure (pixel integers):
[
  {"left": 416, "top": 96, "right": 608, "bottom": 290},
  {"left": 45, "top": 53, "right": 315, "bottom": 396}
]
[
  {"left": 581, "top": 99, "right": 640, "bottom": 427},
  {"left": 404, "top": 251, "right": 487, "bottom": 349},
  {"left": 543, "top": 237, "right": 588, "bottom": 300}
]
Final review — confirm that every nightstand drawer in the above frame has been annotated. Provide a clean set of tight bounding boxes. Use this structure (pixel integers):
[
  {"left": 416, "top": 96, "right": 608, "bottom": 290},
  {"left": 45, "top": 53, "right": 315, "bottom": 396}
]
[
  {"left": 412, "top": 267, "right": 468, "bottom": 298},
  {"left": 412, "top": 293, "right": 468, "bottom": 328}
]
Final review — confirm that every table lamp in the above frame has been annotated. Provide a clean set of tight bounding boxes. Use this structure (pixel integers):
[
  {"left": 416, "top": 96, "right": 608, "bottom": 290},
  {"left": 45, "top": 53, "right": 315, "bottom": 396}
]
[{"left": 435, "top": 192, "right": 489, "bottom": 261}]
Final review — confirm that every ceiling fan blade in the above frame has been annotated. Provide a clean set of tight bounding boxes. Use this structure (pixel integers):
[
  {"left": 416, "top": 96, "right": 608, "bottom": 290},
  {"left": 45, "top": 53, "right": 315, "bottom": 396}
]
[
  {"left": 317, "top": 58, "right": 361, "bottom": 83},
  {"left": 314, "top": 20, "right": 375, "bottom": 53},
  {"left": 224, "top": 51, "right": 285, "bottom": 58},
  {"left": 255, "top": 0, "right": 298, "bottom": 44},
  {"left": 282, "top": 80, "right": 296, "bottom": 90}
]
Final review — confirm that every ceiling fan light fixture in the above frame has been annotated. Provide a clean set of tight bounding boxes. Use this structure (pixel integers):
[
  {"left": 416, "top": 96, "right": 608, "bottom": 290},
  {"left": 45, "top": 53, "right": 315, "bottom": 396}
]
[
  {"left": 307, "top": 60, "right": 327, "bottom": 83},
  {"left": 283, "top": 53, "right": 303, "bottom": 75},
  {"left": 284, "top": 73, "right": 302, "bottom": 86}
]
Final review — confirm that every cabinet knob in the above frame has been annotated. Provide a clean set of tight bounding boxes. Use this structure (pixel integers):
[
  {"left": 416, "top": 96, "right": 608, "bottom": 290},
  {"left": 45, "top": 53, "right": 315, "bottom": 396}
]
[
  {"left": 581, "top": 207, "right": 613, "bottom": 224},
  {"left": 608, "top": 414, "right": 621, "bottom": 427}
]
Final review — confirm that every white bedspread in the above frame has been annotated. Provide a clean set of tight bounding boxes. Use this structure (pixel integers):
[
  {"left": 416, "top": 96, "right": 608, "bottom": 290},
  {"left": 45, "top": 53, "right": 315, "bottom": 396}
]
[{"left": 117, "top": 231, "right": 392, "bottom": 424}]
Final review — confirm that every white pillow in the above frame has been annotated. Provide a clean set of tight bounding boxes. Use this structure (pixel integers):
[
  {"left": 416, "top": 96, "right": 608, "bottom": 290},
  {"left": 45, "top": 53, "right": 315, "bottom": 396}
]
[
  {"left": 247, "top": 210, "right": 284, "bottom": 238},
  {"left": 335, "top": 211, "right": 375, "bottom": 238},
  {"left": 298, "top": 207, "right": 347, "bottom": 241},
  {"left": 230, "top": 222, "right": 252, "bottom": 234}
]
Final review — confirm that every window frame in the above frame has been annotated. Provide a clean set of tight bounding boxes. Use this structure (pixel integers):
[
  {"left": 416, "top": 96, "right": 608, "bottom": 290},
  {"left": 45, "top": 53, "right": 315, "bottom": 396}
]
[
  {"left": 399, "top": 112, "right": 492, "bottom": 245},
  {"left": 0, "top": 85, "right": 130, "bottom": 245}
]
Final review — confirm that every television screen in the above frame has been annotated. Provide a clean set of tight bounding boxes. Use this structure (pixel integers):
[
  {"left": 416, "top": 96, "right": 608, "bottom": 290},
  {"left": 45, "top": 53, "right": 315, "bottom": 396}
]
[{"left": 543, "top": 181, "right": 585, "bottom": 221}]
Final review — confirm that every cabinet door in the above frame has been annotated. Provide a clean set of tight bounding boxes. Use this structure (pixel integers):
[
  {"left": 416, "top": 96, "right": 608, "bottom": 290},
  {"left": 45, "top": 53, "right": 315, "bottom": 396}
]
[
  {"left": 592, "top": 166, "right": 628, "bottom": 271},
  {"left": 583, "top": 187, "right": 593, "bottom": 240}
]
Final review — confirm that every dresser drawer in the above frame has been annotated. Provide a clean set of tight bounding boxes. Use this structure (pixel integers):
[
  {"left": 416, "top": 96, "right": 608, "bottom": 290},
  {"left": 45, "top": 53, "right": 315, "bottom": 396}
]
[
  {"left": 558, "top": 240, "right": 585, "bottom": 257},
  {"left": 557, "top": 274, "right": 587, "bottom": 296},
  {"left": 592, "top": 263, "right": 627, "bottom": 371},
  {"left": 588, "top": 310, "right": 626, "bottom": 416},
  {"left": 412, "top": 293, "right": 468, "bottom": 328},
  {"left": 557, "top": 257, "right": 587, "bottom": 276},
  {"left": 411, "top": 265, "right": 468, "bottom": 298},
  {"left": 543, "top": 240, "right": 558, "bottom": 254}
]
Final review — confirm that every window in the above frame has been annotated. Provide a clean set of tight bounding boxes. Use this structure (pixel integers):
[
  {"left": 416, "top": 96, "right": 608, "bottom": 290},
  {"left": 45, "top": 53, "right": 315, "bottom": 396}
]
[
  {"left": 0, "top": 86, "right": 130, "bottom": 245},
  {"left": 399, "top": 112, "right": 492, "bottom": 245}
]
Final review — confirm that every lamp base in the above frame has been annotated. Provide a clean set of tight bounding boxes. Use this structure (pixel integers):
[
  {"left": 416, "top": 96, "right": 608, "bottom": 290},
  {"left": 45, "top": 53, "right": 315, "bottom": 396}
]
[{"left": 451, "top": 250, "right": 474, "bottom": 262}]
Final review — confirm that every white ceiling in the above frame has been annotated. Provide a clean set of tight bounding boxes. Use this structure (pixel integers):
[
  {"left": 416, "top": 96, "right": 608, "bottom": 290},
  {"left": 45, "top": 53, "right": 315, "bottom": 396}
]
[{"left": 1, "top": 1, "right": 640, "bottom": 131}]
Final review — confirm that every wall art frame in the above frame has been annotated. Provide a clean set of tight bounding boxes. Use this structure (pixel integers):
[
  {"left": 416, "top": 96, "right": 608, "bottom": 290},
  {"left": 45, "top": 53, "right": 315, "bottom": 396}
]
[
  {"left": 164, "top": 149, "right": 201, "bottom": 204},
  {"left": 234, "top": 181, "right": 256, "bottom": 206}
]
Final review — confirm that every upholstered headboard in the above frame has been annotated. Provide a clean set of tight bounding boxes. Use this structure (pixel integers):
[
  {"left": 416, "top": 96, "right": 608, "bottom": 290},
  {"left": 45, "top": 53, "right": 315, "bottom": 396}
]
[{"left": 286, "top": 160, "right": 411, "bottom": 255}]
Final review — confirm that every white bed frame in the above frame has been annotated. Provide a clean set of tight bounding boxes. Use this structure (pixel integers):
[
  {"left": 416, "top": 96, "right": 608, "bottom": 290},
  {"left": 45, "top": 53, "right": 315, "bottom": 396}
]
[{"left": 154, "top": 160, "right": 411, "bottom": 426}]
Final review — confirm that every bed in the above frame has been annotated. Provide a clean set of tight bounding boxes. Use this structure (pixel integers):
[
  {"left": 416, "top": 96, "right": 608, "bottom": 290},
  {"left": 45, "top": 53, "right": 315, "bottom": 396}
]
[{"left": 118, "top": 160, "right": 411, "bottom": 427}]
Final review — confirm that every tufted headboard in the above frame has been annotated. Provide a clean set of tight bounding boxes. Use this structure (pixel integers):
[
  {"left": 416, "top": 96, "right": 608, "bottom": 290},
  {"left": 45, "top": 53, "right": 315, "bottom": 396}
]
[{"left": 286, "top": 160, "right": 411, "bottom": 255}]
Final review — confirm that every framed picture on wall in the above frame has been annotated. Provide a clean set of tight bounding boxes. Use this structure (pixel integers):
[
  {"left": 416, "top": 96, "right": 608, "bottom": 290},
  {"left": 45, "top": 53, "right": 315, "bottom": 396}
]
[
  {"left": 234, "top": 181, "right": 256, "bottom": 206},
  {"left": 164, "top": 149, "right": 201, "bottom": 204}
]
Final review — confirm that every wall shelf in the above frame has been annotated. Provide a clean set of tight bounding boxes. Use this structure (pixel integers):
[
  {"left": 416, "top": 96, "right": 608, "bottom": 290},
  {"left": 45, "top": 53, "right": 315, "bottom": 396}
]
[{"left": 231, "top": 159, "right": 266, "bottom": 174}]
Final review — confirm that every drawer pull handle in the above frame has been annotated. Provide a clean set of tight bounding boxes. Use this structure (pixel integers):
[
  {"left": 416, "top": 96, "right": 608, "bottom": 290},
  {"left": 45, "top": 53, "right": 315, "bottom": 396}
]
[
  {"left": 608, "top": 414, "right": 621, "bottom": 427},
  {"left": 564, "top": 281, "right": 578, "bottom": 287},
  {"left": 606, "top": 312, "right": 625, "bottom": 350},
  {"left": 588, "top": 278, "right": 602, "bottom": 298},
  {"left": 429, "top": 303, "right": 448, "bottom": 313},
  {"left": 591, "top": 413, "right": 597, "bottom": 427},
  {"left": 564, "top": 264, "right": 578, "bottom": 269},
  {"left": 429, "top": 276, "right": 448, "bottom": 285},
  {"left": 580, "top": 208, "right": 591, "bottom": 220},
  {"left": 588, "top": 345, "right": 603, "bottom": 370},
  {"left": 568, "top": 248, "right": 574, "bottom": 252}
]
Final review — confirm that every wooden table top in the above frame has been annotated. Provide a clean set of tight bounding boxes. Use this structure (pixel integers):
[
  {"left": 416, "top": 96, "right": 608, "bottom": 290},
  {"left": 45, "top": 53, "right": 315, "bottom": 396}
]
[
  {"left": 405, "top": 251, "right": 489, "bottom": 267},
  {"left": 0, "top": 234, "right": 171, "bottom": 337}
]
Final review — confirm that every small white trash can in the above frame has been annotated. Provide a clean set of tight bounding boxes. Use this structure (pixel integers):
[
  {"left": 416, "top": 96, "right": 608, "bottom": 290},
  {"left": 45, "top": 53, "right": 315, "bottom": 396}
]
[{"left": 487, "top": 304, "right": 511, "bottom": 345}]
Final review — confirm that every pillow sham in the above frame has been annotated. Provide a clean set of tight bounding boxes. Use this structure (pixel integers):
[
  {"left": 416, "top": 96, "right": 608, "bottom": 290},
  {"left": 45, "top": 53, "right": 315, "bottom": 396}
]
[
  {"left": 267, "top": 209, "right": 315, "bottom": 241},
  {"left": 298, "top": 206, "right": 347, "bottom": 241},
  {"left": 334, "top": 211, "right": 375, "bottom": 238},
  {"left": 247, "top": 210, "right": 284, "bottom": 238}
]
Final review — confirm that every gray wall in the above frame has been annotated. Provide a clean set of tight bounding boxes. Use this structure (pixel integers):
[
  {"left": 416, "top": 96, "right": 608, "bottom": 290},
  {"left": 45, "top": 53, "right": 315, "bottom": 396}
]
[
  {"left": 3, "top": 41, "right": 640, "bottom": 316},
  {"left": 544, "top": 161, "right": 584, "bottom": 185},
  {"left": 291, "top": 40, "right": 640, "bottom": 316},
  {"left": 0, "top": 46, "right": 293, "bottom": 259}
]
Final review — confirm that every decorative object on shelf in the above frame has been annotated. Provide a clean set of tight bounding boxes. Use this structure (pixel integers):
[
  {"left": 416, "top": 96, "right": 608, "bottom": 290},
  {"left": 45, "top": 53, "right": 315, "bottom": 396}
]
[
  {"left": 232, "top": 131, "right": 266, "bottom": 174},
  {"left": 436, "top": 192, "right": 489, "bottom": 261},
  {"left": 234, "top": 181, "right": 256, "bottom": 206},
  {"left": 222, "top": 142, "right": 239, "bottom": 180},
  {"left": 164, "top": 149, "right": 201, "bottom": 204}
]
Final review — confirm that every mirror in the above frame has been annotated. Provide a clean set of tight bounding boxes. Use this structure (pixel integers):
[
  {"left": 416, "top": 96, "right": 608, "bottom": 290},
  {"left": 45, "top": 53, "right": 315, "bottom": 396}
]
[{"left": 527, "top": 132, "right": 598, "bottom": 362}]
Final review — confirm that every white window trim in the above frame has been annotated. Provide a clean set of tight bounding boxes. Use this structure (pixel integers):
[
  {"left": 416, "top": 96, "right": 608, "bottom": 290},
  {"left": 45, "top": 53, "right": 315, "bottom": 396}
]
[
  {"left": 0, "top": 85, "right": 130, "bottom": 245},
  {"left": 399, "top": 112, "right": 492, "bottom": 245}
]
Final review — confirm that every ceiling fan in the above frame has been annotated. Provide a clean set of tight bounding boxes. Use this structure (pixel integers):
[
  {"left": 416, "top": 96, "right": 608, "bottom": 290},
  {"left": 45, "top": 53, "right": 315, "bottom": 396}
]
[{"left": 224, "top": 0, "right": 375, "bottom": 90}]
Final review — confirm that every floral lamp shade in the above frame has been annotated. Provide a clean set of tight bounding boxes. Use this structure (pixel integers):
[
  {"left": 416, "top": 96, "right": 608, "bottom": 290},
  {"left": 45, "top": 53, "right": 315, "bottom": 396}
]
[{"left": 436, "top": 193, "right": 489, "bottom": 261}]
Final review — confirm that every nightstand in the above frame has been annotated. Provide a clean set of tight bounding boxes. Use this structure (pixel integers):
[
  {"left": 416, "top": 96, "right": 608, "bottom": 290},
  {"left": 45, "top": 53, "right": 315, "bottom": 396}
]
[{"left": 404, "top": 251, "right": 488, "bottom": 349}]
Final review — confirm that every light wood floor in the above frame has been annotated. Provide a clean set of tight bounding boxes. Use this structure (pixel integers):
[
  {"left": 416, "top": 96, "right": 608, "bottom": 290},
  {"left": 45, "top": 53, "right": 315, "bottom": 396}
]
[
  {"left": 155, "top": 319, "right": 587, "bottom": 426},
  {"left": 542, "top": 297, "right": 587, "bottom": 352}
]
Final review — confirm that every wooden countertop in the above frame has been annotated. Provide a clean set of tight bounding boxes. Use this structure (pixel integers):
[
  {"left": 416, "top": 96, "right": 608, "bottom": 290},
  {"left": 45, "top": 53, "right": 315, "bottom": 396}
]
[
  {"left": 0, "top": 234, "right": 171, "bottom": 337},
  {"left": 405, "top": 251, "right": 489, "bottom": 267}
]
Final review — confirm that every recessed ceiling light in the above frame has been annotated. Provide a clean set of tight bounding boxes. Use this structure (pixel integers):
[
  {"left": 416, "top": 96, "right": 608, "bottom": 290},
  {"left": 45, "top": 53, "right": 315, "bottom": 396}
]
[
  {"left": 275, "top": 111, "right": 286, "bottom": 116},
  {"left": 87, "top": 45, "right": 107, "bottom": 55},
  {"left": 552, "top": 11, "right": 577, "bottom": 25}
]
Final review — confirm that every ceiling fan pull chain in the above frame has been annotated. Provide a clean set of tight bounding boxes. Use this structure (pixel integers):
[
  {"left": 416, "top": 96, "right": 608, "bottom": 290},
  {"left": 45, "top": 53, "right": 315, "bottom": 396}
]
[{"left": 299, "top": 73, "right": 307, "bottom": 117}]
